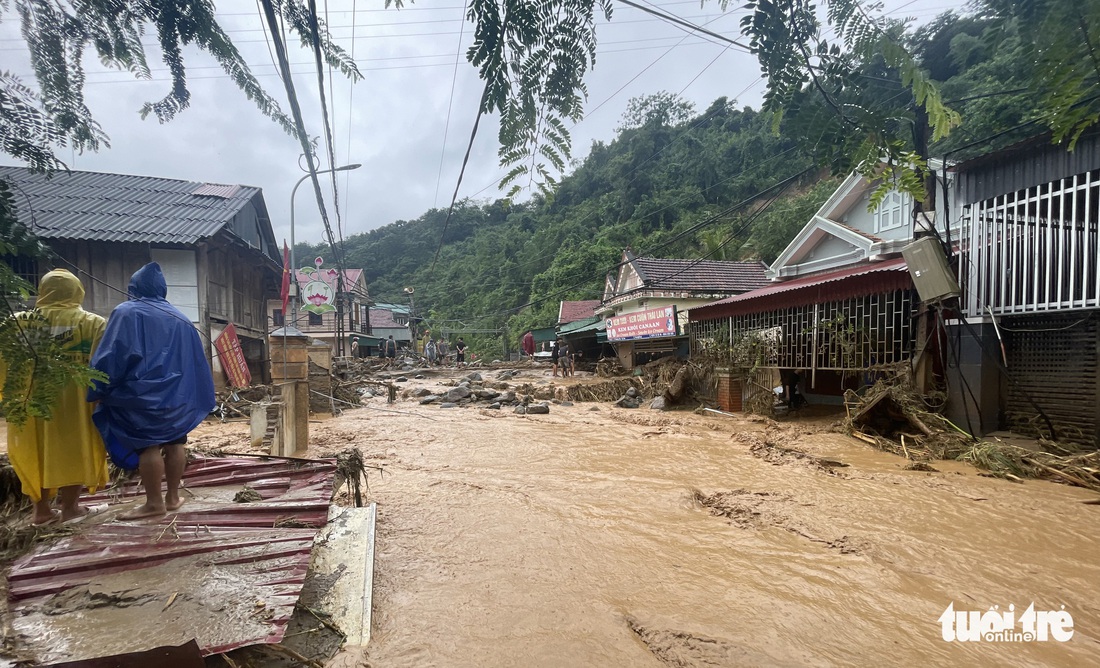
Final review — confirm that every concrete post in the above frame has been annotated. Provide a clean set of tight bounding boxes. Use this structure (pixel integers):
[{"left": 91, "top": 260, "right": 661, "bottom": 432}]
[{"left": 270, "top": 326, "right": 311, "bottom": 454}]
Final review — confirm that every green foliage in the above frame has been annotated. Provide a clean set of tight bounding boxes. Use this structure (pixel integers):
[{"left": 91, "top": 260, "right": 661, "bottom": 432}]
[
  {"left": 1, "top": 0, "right": 360, "bottom": 172},
  {"left": 977, "top": 0, "right": 1100, "bottom": 148}
]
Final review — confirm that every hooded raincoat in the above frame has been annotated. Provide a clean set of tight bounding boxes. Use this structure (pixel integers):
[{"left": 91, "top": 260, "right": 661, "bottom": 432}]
[
  {"left": 89, "top": 262, "right": 215, "bottom": 469},
  {"left": 2, "top": 269, "right": 108, "bottom": 502}
]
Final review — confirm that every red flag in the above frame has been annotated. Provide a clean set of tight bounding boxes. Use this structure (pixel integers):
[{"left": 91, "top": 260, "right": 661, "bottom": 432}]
[{"left": 280, "top": 241, "right": 291, "bottom": 317}]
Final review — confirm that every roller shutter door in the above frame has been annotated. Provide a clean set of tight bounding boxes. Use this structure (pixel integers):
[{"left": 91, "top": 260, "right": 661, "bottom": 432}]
[{"left": 1004, "top": 312, "right": 1099, "bottom": 447}]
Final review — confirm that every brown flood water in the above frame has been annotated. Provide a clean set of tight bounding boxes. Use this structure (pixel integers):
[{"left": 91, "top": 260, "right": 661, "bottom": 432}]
[
  {"left": 273, "top": 374, "right": 1100, "bottom": 668},
  {"left": 6, "top": 369, "right": 1099, "bottom": 667}
]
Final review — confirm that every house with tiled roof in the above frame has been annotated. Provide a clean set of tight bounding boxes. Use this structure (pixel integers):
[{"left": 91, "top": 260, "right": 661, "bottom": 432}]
[
  {"left": 558, "top": 300, "right": 601, "bottom": 325},
  {"left": 689, "top": 168, "right": 956, "bottom": 411},
  {"left": 0, "top": 166, "right": 281, "bottom": 388},
  {"left": 599, "top": 249, "right": 768, "bottom": 369}
]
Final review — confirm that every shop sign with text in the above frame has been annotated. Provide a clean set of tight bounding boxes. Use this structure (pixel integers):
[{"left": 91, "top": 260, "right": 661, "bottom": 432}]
[{"left": 606, "top": 306, "right": 678, "bottom": 341}]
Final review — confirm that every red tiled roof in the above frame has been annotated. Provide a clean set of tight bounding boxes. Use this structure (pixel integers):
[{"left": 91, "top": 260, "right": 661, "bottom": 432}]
[
  {"left": 632, "top": 257, "right": 769, "bottom": 293},
  {"left": 558, "top": 300, "right": 601, "bottom": 324},
  {"left": 689, "top": 258, "right": 911, "bottom": 320}
]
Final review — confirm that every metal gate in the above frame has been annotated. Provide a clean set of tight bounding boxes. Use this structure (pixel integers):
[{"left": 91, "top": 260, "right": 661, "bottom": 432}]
[{"left": 1004, "top": 311, "right": 1099, "bottom": 447}]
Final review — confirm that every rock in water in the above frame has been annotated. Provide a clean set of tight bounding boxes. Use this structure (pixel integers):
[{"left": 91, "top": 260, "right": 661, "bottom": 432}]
[
  {"left": 465, "top": 372, "right": 483, "bottom": 382},
  {"left": 413, "top": 387, "right": 432, "bottom": 397},
  {"left": 446, "top": 386, "right": 472, "bottom": 402},
  {"left": 625, "top": 386, "right": 638, "bottom": 398},
  {"left": 440, "top": 402, "right": 457, "bottom": 409},
  {"left": 514, "top": 406, "right": 527, "bottom": 415},
  {"left": 649, "top": 396, "right": 667, "bottom": 410},
  {"left": 395, "top": 376, "right": 408, "bottom": 383},
  {"left": 526, "top": 403, "right": 550, "bottom": 415},
  {"left": 419, "top": 395, "right": 440, "bottom": 405}
]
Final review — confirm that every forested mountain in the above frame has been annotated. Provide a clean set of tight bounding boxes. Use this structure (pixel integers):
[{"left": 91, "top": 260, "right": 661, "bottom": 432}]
[{"left": 295, "top": 9, "right": 1048, "bottom": 355}]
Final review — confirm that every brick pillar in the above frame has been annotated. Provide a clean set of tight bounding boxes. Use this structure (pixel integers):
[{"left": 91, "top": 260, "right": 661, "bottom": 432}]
[
  {"left": 716, "top": 369, "right": 743, "bottom": 413},
  {"left": 270, "top": 326, "right": 310, "bottom": 454}
]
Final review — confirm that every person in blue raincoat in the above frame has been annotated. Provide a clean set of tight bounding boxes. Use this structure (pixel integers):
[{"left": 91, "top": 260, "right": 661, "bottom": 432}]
[{"left": 89, "top": 262, "right": 215, "bottom": 520}]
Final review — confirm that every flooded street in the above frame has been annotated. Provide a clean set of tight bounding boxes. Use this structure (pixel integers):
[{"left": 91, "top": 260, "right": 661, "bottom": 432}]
[{"left": 226, "top": 370, "right": 1100, "bottom": 668}]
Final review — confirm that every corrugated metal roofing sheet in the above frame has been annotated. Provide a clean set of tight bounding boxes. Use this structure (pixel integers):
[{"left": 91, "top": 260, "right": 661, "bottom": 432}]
[
  {"left": 6, "top": 456, "right": 338, "bottom": 662},
  {"left": 0, "top": 167, "right": 261, "bottom": 245},
  {"left": 689, "top": 258, "right": 911, "bottom": 320},
  {"left": 633, "top": 257, "right": 769, "bottom": 293}
]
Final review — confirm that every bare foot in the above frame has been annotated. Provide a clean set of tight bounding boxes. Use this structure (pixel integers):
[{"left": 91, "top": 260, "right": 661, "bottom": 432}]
[
  {"left": 165, "top": 498, "right": 186, "bottom": 512},
  {"left": 32, "top": 509, "right": 61, "bottom": 526},
  {"left": 60, "top": 506, "right": 89, "bottom": 522},
  {"left": 119, "top": 503, "right": 167, "bottom": 521}
]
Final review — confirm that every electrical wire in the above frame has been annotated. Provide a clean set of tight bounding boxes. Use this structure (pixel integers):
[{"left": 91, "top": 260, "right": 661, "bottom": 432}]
[{"left": 432, "top": 1, "right": 469, "bottom": 209}]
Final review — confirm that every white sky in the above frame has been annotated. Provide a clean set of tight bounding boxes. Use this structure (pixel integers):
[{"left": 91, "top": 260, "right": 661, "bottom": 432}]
[{"left": 0, "top": 0, "right": 960, "bottom": 246}]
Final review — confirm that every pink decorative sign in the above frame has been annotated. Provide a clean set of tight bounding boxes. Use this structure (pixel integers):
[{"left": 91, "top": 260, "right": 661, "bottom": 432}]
[{"left": 606, "top": 306, "right": 678, "bottom": 341}]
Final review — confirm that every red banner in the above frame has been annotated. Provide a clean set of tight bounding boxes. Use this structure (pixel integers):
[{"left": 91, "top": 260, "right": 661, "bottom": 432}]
[
  {"left": 280, "top": 241, "right": 291, "bottom": 316},
  {"left": 214, "top": 323, "right": 252, "bottom": 388},
  {"left": 606, "top": 305, "right": 678, "bottom": 341}
]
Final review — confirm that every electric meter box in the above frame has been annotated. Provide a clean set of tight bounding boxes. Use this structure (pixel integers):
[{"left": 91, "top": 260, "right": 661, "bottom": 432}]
[{"left": 901, "top": 236, "right": 960, "bottom": 302}]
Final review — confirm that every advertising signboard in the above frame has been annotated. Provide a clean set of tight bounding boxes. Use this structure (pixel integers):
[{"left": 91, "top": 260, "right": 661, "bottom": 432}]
[
  {"left": 214, "top": 323, "right": 252, "bottom": 388},
  {"left": 606, "top": 305, "right": 678, "bottom": 341}
]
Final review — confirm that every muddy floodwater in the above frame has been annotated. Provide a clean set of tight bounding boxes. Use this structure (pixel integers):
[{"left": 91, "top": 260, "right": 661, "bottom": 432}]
[
  {"left": 6, "top": 367, "right": 1099, "bottom": 667},
  {"left": 204, "top": 369, "right": 1099, "bottom": 668}
]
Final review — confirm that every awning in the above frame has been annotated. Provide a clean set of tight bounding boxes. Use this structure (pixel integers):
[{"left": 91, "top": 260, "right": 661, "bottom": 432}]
[
  {"left": 558, "top": 316, "right": 604, "bottom": 336},
  {"left": 689, "top": 258, "right": 911, "bottom": 320}
]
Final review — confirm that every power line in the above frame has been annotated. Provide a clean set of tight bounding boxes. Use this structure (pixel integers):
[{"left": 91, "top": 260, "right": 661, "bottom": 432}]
[
  {"left": 615, "top": 0, "right": 752, "bottom": 53},
  {"left": 433, "top": 1, "right": 469, "bottom": 209}
]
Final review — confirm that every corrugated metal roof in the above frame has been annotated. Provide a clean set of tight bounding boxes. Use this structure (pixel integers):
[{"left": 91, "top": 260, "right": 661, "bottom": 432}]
[
  {"left": 7, "top": 456, "right": 338, "bottom": 662},
  {"left": 0, "top": 166, "right": 262, "bottom": 245},
  {"left": 689, "top": 258, "right": 911, "bottom": 320},
  {"left": 955, "top": 129, "right": 1100, "bottom": 203},
  {"left": 633, "top": 257, "right": 769, "bottom": 293}
]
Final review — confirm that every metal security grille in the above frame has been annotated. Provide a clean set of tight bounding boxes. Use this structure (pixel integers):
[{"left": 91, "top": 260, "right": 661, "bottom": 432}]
[
  {"left": 962, "top": 168, "right": 1100, "bottom": 316},
  {"left": 690, "top": 290, "right": 914, "bottom": 371},
  {"left": 1003, "top": 312, "right": 1099, "bottom": 447}
]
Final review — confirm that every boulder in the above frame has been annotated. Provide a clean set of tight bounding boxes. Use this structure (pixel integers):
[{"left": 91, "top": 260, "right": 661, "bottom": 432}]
[
  {"left": 445, "top": 386, "right": 472, "bottom": 402},
  {"left": 500, "top": 391, "right": 517, "bottom": 403},
  {"left": 412, "top": 387, "right": 432, "bottom": 397},
  {"left": 589, "top": 406, "right": 600, "bottom": 411},
  {"left": 650, "top": 396, "right": 668, "bottom": 411},
  {"left": 395, "top": 376, "right": 408, "bottom": 383},
  {"left": 514, "top": 406, "right": 526, "bottom": 415},
  {"left": 625, "top": 386, "right": 639, "bottom": 398},
  {"left": 476, "top": 389, "right": 501, "bottom": 400},
  {"left": 526, "top": 403, "right": 550, "bottom": 415},
  {"left": 440, "top": 402, "right": 457, "bottom": 409},
  {"left": 464, "top": 372, "right": 483, "bottom": 382},
  {"left": 419, "top": 395, "right": 440, "bottom": 405},
  {"left": 414, "top": 374, "right": 425, "bottom": 380},
  {"left": 487, "top": 402, "right": 501, "bottom": 410},
  {"left": 560, "top": 401, "right": 574, "bottom": 407},
  {"left": 616, "top": 396, "right": 640, "bottom": 409}
]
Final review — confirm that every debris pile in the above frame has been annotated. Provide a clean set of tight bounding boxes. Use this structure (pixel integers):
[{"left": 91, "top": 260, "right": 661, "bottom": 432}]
[
  {"left": 956, "top": 442, "right": 1100, "bottom": 492},
  {"left": 841, "top": 365, "right": 969, "bottom": 461}
]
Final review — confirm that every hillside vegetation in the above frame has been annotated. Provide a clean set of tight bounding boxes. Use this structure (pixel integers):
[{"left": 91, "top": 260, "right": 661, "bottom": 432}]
[{"left": 296, "top": 10, "right": 1040, "bottom": 356}]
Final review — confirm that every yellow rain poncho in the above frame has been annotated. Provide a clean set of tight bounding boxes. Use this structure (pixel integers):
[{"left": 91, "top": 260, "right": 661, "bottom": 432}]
[{"left": 2, "top": 269, "right": 108, "bottom": 502}]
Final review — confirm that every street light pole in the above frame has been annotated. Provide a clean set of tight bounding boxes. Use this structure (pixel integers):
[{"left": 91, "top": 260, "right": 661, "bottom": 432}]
[{"left": 289, "top": 163, "right": 362, "bottom": 327}]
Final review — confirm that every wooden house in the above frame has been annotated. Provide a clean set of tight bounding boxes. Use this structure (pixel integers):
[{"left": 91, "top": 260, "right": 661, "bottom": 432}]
[{"left": 0, "top": 167, "right": 281, "bottom": 387}]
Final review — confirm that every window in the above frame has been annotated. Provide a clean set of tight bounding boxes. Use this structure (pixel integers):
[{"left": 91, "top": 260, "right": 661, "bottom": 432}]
[
  {"left": 308, "top": 312, "right": 323, "bottom": 326},
  {"left": 273, "top": 309, "right": 284, "bottom": 326},
  {"left": 874, "top": 191, "right": 910, "bottom": 233}
]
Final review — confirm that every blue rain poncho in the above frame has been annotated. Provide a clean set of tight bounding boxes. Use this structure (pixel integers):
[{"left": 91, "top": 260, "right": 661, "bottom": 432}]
[{"left": 89, "top": 262, "right": 215, "bottom": 469}]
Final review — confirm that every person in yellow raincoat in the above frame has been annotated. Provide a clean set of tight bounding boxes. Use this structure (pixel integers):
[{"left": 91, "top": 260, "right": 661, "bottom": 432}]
[{"left": 2, "top": 269, "right": 108, "bottom": 524}]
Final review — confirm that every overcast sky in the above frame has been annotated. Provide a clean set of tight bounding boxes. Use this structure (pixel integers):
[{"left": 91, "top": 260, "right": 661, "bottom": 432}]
[{"left": 0, "top": 0, "right": 955, "bottom": 246}]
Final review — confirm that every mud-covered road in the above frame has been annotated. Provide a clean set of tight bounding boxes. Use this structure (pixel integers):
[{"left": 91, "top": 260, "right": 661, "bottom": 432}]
[{"left": 196, "top": 367, "right": 1099, "bottom": 667}]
